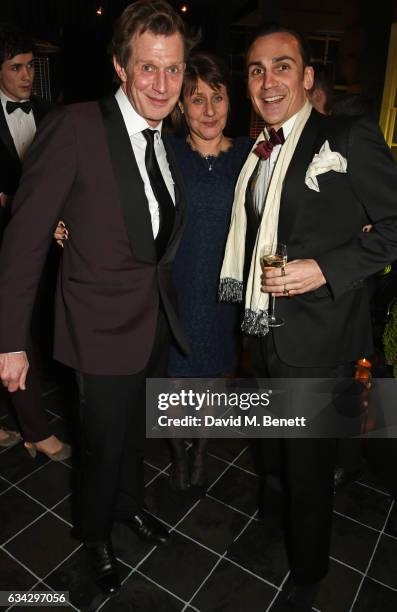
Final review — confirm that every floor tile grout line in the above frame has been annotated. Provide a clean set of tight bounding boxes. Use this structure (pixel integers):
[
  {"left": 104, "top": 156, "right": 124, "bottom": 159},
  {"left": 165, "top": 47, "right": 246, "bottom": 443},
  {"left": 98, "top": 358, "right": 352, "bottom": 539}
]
[
  {"left": 349, "top": 498, "right": 395, "bottom": 611},
  {"left": 95, "top": 541, "right": 192, "bottom": 611},
  {"left": 205, "top": 492, "right": 260, "bottom": 521},
  {"left": 265, "top": 571, "right": 290, "bottom": 612},
  {"left": 182, "top": 481, "right": 273, "bottom": 611},
  {"left": 45, "top": 408, "right": 66, "bottom": 422},
  {"left": 231, "top": 508, "right": 258, "bottom": 545},
  {"left": 2, "top": 455, "right": 53, "bottom": 488},
  {"left": 356, "top": 480, "right": 392, "bottom": 498},
  {"left": 144, "top": 468, "right": 167, "bottom": 489},
  {"left": 38, "top": 543, "right": 84, "bottom": 592},
  {"left": 163, "top": 452, "right": 238, "bottom": 535},
  {"left": 332, "top": 509, "right": 384, "bottom": 535},
  {"left": 0, "top": 546, "right": 44, "bottom": 587},
  {"left": 329, "top": 555, "right": 366, "bottom": 576},
  {"left": 11, "top": 480, "right": 75, "bottom": 528},
  {"left": 225, "top": 553, "right": 281, "bottom": 591},
  {"left": 381, "top": 529, "right": 397, "bottom": 543},
  {"left": 0, "top": 482, "right": 13, "bottom": 497},
  {"left": 181, "top": 557, "right": 223, "bottom": 611},
  {"left": 368, "top": 575, "right": 397, "bottom": 593},
  {"left": 41, "top": 385, "right": 60, "bottom": 398},
  {"left": 174, "top": 520, "right": 282, "bottom": 592},
  {"left": 204, "top": 445, "right": 250, "bottom": 495},
  {"left": 135, "top": 569, "right": 193, "bottom": 608},
  {"left": 206, "top": 450, "right": 259, "bottom": 478},
  {"left": 1, "top": 508, "right": 49, "bottom": 548},
  {"left": 146, "top": 501, "right": 282, "bottom": 593}
]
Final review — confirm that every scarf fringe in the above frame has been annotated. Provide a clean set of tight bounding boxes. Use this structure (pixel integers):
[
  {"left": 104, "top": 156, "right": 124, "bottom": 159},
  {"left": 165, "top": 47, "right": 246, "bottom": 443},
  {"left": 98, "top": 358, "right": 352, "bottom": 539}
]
[
  {"left": 241, "top": 308, "right": 269, "bottom": 336},
  {"left": 219, "top": 278, "right": 243, "bottom": 303}
]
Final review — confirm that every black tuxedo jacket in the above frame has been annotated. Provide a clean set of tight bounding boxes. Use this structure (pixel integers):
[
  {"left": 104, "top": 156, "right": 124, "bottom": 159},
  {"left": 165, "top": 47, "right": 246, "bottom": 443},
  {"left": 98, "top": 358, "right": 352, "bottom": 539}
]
[
  {"left": 0, "top": 95, "right": 51, "bottom": 196},
  {"left": 0, "top": 95, "right": 189, "bottom": 374},
  {"left": 247, "top": 109, "right": 397, "bottom": 367}
]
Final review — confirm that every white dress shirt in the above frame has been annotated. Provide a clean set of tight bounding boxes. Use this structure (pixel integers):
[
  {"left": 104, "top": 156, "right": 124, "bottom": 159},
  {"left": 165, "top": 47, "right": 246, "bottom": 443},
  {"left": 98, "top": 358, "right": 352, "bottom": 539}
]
[
  {"left": 0, "top": 89, "right": 36, "bottom": 160},
  {"left": 115, "top": 87, "right": 175, "bottom": 239},
  {"left": 254, "top": 113, "right": 298, "bottom": 216}
]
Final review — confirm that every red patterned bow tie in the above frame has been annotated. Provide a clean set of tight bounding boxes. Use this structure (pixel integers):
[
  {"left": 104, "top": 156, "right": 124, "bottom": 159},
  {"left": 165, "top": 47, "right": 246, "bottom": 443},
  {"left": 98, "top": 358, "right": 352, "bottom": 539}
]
[{"left": 254, "top": 127, "right": 285, "bottom": 160}]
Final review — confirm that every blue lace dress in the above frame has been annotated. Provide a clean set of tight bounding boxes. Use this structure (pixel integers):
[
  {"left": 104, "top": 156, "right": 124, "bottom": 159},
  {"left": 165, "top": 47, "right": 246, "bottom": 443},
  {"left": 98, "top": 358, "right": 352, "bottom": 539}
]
[{"left": 167, "top": 135, "right": 252, "bottom": 376}]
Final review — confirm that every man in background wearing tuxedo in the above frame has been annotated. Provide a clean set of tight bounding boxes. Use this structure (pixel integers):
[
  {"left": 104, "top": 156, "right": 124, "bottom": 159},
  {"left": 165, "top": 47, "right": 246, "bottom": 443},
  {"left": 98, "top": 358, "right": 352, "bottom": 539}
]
[
  {"left": 0, "top": 24, "right": 51, "bottom": 228},
  {"left": 0, "top": 0, "right": 191, "bottom": 596},
  {"left": 0, "top": 24, "right": 70, "bottom": 458}
]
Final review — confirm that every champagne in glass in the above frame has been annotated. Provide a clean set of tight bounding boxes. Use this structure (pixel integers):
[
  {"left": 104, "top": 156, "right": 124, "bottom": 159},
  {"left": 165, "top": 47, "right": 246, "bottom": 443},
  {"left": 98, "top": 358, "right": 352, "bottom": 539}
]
[{"left": 260, "top": 243, "right": 287, "bottom": 327}]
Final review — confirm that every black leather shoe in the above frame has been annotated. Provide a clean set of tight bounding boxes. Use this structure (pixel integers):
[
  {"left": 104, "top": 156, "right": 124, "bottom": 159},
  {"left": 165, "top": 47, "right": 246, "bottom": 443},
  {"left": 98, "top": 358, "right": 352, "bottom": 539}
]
[
  {"left": 85, "top": 540, "right": 120, "bottom": 596},
  {"left": 334, "top": 463, "right": 366, "bottom": 492},
  {"left": 120, "top": 510, "right": 169, "bottom": 544},
  {"left": 272, "top": 577, "right": 320, "bottom": 611}
]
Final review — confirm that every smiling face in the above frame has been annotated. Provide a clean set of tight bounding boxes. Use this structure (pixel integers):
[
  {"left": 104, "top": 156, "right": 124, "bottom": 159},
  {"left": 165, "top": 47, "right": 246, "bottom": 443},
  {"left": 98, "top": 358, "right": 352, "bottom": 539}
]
[
  {"left": 247, "top": 32, "right": 313, "bottom": 130},
  {"left": 113, "top": 30, "right": 185, "bottom": 127},
  {"left": 0, "top": 52, "right": 34, "bottom": 101},
  {"left": 181, "top": 78, "right": 229, "bottom": 143}
]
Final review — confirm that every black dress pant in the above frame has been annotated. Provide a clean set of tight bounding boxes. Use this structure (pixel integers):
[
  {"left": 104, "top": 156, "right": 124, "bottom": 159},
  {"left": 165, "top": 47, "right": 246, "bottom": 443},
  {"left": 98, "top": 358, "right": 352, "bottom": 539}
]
[
  {"left": 75, "top": 309, "right": 170, "bottom": 542},
  {"left": 245, "top": 331, "right": 354, "bottom": 585}
]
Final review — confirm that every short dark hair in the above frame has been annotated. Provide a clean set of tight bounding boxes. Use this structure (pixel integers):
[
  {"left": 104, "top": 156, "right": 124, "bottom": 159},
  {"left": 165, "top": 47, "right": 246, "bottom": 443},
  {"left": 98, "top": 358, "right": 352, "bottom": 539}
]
[
  {"left": 182, "top": 52, "right": 231, "bottom": 98},
  {"left": 0, "top": 23, "right": 34, "bottom": 67},
  {"left": 310, "top": 62, "right": 334, "bottom": 113},
  {"left": 248, "top": 23, "right": 311, "bottom": 68},
  {"left": 171, "top": 52, "right": 231, "bottom": 134},
  {"left": 111, "top": 0, "right": 196, "bottom": 69}
]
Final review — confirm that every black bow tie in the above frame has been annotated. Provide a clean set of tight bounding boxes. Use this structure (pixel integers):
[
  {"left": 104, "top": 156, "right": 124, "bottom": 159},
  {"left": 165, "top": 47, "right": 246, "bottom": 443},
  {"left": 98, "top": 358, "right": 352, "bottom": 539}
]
[
  {"left": 6, "top": 100, "right": 32, "bottom": 115},
  {"left": 254, "top": 127, "right": 285, "bottom": 160}
]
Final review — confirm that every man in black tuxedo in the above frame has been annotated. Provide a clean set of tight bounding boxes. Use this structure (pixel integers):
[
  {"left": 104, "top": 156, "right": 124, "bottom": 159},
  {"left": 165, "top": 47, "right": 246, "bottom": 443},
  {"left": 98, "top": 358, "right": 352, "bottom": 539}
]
[
  {"left": 223, "top": 25, "right": 397, "bottom": 611},
  {"left": 0, "top": 0, "right": 191, "bottom": 595},
  {"left": 0, "top": 24, "right": 70, "bottom": 456},
  {"left": 0, "top": 24, "right": 51, "bottom": 228}
]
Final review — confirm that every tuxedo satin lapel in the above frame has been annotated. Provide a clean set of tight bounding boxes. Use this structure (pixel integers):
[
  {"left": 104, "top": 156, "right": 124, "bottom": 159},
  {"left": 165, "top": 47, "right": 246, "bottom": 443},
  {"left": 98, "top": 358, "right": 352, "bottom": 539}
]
[
  {"left": 32, "top": 98, "right": 47, "bottom": 126},
  {"left": 0, "top": 104, "right": 19, "bottom": 162},
  {"left": 99, "top": 95, "right": 156, "bottom": 264},
  {"left": 279, "top": 109, "right": 322, "bottom": 237}
]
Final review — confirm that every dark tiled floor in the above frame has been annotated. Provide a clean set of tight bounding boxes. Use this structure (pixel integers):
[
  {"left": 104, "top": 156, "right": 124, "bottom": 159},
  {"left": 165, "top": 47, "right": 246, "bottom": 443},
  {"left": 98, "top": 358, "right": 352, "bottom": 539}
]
[{"left": 1, "top": 387, "right": 397, "bottom": 611}]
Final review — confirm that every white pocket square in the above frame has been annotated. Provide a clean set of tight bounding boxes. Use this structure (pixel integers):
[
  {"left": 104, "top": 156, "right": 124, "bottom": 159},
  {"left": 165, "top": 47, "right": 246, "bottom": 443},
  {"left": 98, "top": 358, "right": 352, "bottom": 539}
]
[{"left": 305, "top": 140, "right": 347, "bottom": 192}]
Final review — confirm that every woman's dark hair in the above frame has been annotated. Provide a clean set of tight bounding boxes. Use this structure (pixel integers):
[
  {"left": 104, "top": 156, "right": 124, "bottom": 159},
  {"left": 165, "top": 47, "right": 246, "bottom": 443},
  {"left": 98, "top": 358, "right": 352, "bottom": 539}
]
[
  {"left": 110, "top": 0, "right": 197, "bottom": 70},
  {"left": 0, "top": 23, "right": 34, "bottom": 67},
  {"left": 248, "top": 23, "right": 312, "bottom": 69},
  {"left": 182, "top": 52, "right": 231, "bottom": 98},
  {"left": 171, "top": 52, "right": 231, "bottom": 133}
]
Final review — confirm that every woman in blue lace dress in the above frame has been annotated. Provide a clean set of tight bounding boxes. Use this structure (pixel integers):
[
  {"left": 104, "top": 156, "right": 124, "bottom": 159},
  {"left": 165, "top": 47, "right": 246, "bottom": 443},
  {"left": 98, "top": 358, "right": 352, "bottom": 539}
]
[{"left": 167, "top": 53, "right": 252, "bottom": 492}]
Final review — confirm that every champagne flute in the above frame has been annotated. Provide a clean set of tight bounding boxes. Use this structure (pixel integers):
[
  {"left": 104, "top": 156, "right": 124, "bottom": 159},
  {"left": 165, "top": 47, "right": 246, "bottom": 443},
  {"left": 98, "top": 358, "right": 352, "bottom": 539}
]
[{"left": 260, "top": 243, "right": 287, "bottom": 327}]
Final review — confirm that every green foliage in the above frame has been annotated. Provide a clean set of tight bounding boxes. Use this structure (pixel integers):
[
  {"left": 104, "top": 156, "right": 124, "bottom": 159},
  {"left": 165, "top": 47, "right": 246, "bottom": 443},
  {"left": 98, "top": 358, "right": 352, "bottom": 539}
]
[{"left": 383, "top": 302, "right": 397, "bottom": 378}]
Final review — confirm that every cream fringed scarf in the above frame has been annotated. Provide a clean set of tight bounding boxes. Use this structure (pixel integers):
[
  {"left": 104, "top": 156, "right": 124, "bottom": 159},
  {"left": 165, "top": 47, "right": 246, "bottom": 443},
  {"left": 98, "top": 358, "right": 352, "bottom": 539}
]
[{"left": 219, "top": 100, "right": 312, "bottom": 336}]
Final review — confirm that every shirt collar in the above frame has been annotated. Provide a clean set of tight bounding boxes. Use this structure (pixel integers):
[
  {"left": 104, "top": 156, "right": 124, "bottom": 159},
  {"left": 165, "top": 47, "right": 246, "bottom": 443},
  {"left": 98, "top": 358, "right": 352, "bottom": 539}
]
[
  {"left": 264, "top": 111, "right": 298, "bottom": 141},
  {"left": 0, "top": 88, "right": 31, "bottom": 107},
  {"left": 115, "top": 87, "right": 162, "bottom": 137}
]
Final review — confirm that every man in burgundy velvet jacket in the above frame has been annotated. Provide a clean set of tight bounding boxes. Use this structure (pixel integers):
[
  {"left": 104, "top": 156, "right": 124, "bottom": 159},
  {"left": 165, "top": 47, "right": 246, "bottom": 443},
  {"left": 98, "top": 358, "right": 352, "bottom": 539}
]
[{"left": 0, "top": 0, "right": 190, "bottom": 595}]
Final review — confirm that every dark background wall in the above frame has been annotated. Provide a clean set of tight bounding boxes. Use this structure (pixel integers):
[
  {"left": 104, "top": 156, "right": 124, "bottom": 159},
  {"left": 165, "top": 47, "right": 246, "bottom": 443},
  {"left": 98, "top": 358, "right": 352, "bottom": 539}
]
[{"left": 0, "top": 0, "right": 396, "bottom": 133}]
